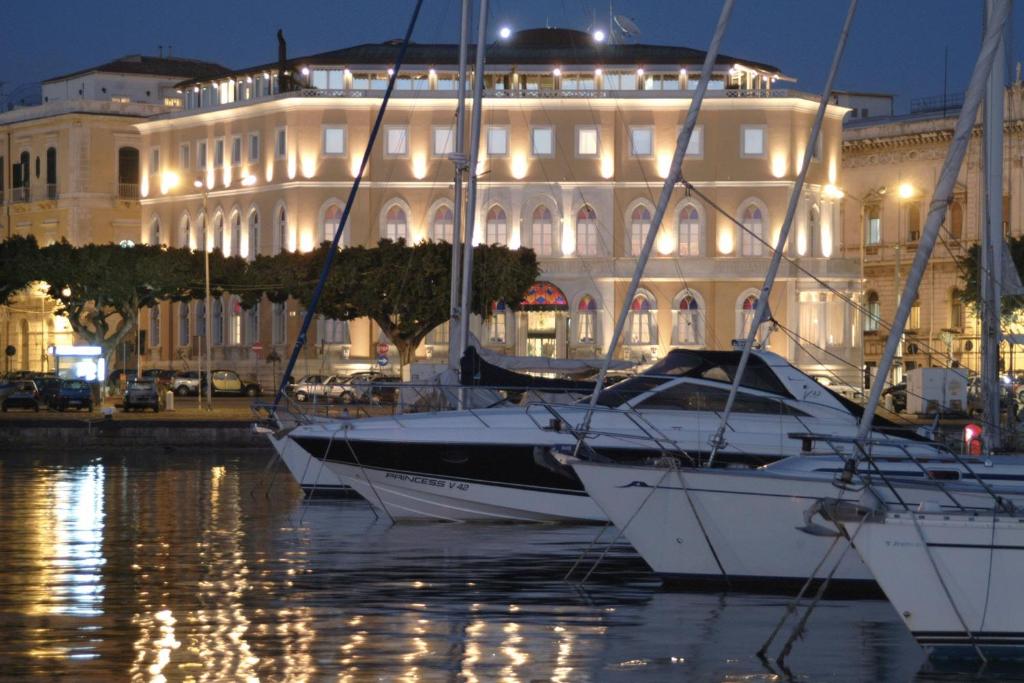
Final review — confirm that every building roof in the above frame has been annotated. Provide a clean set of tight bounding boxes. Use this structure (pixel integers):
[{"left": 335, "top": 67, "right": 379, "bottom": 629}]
[
  {"left": 176, "top": 28, "right": 784, "bottom": 86},
  {"left": 44, "top": 55, "right": 231, "bottom": 84}
]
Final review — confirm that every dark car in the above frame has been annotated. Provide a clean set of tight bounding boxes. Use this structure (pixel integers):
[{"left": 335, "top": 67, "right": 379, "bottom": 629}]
[
  {"left": 34, "top": 375, "right": 63, "bottom": 408},
  {"left": 202, "top": 370, "right": 262, "bottom": 397},
  {"left": 123, "top": 379, "right": 160, "bottom": 412},
  {"left": 107, "top": 368, "right": 138, "bottom": 389},
  {"left": 142, "top": 368, "right": 176, "bottom": 386},
  {"left": 55, "top": 379, "right": 94, "bottom": 412},
  {"left": 2, "top": 380, "right": 40, "bottom": 412}
]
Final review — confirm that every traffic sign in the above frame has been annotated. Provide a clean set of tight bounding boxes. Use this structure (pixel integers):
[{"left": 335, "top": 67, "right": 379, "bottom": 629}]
[
  {"left": 377, "top": 343, "right": 390, "bottom": 355},
  {"left": 251, "top": 342, "right": 264, "bottom": 353},
  {"left": 377, "top": 355, "right": 389, "bottom": 367}
]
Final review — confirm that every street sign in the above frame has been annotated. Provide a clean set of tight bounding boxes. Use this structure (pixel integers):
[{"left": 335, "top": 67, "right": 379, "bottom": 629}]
[
  {"left": 251, "top": 342, "right": 264, "bottom": 353},
  {"left": 377, "top": 343, "right": 390, "bottom": 355},
  {"left": 377, "top": 355, "right": 389, "bottom": 367}
]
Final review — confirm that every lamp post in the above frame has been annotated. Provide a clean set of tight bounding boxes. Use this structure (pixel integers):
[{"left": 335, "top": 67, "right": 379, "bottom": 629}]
[{"left": 194, "top": 179, "right": 213, "bottom": 411}]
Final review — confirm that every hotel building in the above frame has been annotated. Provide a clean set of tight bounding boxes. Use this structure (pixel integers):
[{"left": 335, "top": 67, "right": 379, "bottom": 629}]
[{"left": 135, "top": 27, "right": 860, "bottom": 384}]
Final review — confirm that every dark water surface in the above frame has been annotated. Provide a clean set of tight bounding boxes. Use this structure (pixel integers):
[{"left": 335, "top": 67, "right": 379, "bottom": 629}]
[{"left": 0, "top": 450, "right": 1018, "bottom": 681}]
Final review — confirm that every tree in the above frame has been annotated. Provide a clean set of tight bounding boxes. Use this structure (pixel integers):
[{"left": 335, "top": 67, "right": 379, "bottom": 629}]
[
  {"left": 295, "top": 239, "right": 539, "bottom": 370},
  {"left": 960, "top": 235, "right": 1024, "bottom": 322},
  {"left": 0, "top": 234, "right": 40, "bottom": 305}
]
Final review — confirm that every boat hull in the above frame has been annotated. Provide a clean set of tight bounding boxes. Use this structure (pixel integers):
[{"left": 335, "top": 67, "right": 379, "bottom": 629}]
[{"left": 268, "top": 433, "right": 356, "bottom": 498}]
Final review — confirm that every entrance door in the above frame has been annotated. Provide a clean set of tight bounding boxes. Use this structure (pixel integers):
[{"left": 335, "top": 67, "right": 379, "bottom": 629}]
[{"left": 526, "top": 311, "right": 558, "bottom": 358}]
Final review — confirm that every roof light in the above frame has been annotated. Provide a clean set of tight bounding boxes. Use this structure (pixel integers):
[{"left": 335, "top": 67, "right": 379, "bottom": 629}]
[
  {"left": 552, "top": 67, "right": 561, "bottom": 77},
  {"left": 593, "top": 29, "right": 606, "bottom": 42},
  {"left": 387, "top": 68, "right": 394, "bottom": 76},
  {"left": 300, "top": 66, "right": 310, "bottom": 76},
  {"left": 246, "top": 75, "right": 252, "bottom": 83},
  {"left": 212, "top": 82, "right": 219, "bottom": 89},
  {"left": 594, "top": 67, "right": 602, "bottom": 76},
  {"left": 263, "top": 72, "right": 270, "bottom": 80},
  {"left": 499, "top": 26, "right": 512, "bottom": 39},
  {"left": 429, "top": 68, "right": 436, "bottom": 76},
  {"left": 636, "top": 68, "right": 644, "bottom": 77}
]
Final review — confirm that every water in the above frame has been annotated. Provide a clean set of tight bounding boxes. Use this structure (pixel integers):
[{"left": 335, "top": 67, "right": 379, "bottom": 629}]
[{"left": 0, "top": 451, "right": 1018, "bottom": 682}]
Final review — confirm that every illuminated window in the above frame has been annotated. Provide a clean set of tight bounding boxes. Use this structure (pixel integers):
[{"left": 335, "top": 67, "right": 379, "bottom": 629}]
[
  {"left": 865, "top": 291, "right": 881, "bottom": 332},
  {"left": 576, "top": 205, "right": 598, "bottom": 256},
  {"left": 737, "top": 293, "right": 759, "bottom": 339},
  {"left": 740, "top": 203, "right": 765, "bottom": 256},
  {"left": 577, "top": 295, "right": 598, "bottom": 343},
  {"left": 485, "top": 206, "right": 507, "bottom": 245},
  {"left": 678, "top": 204, "right": 701, "bottom": 256},
  {"left": 628, "top": 295, "right": 655, "bottom": 345},
  {"left": 247, "top": 209, "right": 259, "bottom": 260},
  {"left": 741, "top": 124, "right": 766, "bottom": 157},
  {"left": 383, "top": 204, "right": 408, "bottom": 240},
  {"left": 683, "top": 124, "right": 704, "bottom": 158},
  {"left": 630, "top": 127, "right": 653, "bottom": 157},
  {"left": 226, "top": 296, "right": 242, "bottom": 346},
  {"left": 431, "top": 205, "right": 454, "bottom": 242},
  {"left": 602, "top": 72, "right": 637, "bottom": 90},
  {"left": 577, "top": 126, "right": 599, "bottom": 157},
  {"left": 385, "top": 127, "right": 408, "bottom": 156},
  {"left": 323, "top": 126, "right": 347, "bottom": 155},
  {"left": 675, "top": 292, "right": 703, "bottom": 346},
  {"left": 531, "top": 126, "right": 554, "bottom": 156},
  {"left": 532, "top": 206, "right": 553, "bottom": 256},
  {"left": 644, "top": 73, "right": 681, "bottom": 90},
  {"left": 865, "top": 205, "right": 881, "bottom": 245},
  {"left": 630, "top": 205, "right": 652, "bottom": 256},
  {"left": 908, "top": 298, "right": 921, "bottom": 331},
  {"left": 489, "top": 301, "right": 508, "bottom": 343},
  {"left": 322, "top": 204, "right": 343, "bottom": 244},
  {"left": 487, "top": 126, "right": 508, "bottom": 156},
  {"left": 432, "top": 126, "right": 455, "bottom": 156}
]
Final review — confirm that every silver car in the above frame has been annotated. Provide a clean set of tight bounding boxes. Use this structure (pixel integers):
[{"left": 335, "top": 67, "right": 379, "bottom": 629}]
[{"left": 292, "top": 375, "right": 350, "bottom": 403}]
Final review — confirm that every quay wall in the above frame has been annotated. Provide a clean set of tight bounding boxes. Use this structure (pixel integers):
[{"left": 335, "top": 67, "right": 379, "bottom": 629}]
[{"left": 0, "top": 419, "right": 271, "bottom": 451}]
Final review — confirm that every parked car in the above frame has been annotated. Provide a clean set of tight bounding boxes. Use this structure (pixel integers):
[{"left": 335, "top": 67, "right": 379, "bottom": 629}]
[
  {"left": 292, "top": 375, "right": 350, "bottom": 403},
  {"left": 202, "top": 370, "right": 262, "bottom": 397},
  {"left": 881, "top": 382, "right": 907, "bottom": 413},
  {"left": 342, "top": 373, "right": 401, "bottom": 405},
  {"left": 142, "top": 368, "right": 176, "bottom": 386},
  {"left": 123, "top": 379, "right": 160, "bottom": 412},
  {"left": 34, "top": 375, "right": 63, "bottom": 408},
  {"left": 2, "top": 380, "right": 40, "bottom": 412},
  {"left": 55, "top": 379, "right": 94, "bottom": 412},
  {"left": 107, "top": 368, "right": 138, "bottom": 389},
  {"left": 170, "top": 370, "right": 202, "bottom": 396}
]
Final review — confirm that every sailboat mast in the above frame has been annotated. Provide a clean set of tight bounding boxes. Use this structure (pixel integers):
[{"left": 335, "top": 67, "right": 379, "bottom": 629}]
[
  {"left": 457, "top": 0, "right": 489, "bottom": 370},
  {"left": 448, "top": 0, "right": 472, "bottom": 372},
  {"left": 855, "top": 0, "right": 1011, "bottom": 444},
  {"left": 981, "top": 0, "right": 1007, "bottom": 453}
]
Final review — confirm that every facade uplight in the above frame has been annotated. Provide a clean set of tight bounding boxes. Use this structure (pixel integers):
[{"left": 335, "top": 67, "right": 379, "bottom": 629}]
[
  {"left": 241, "top": 175, "right": 257, "bottom": 187},
  {"left": 823, "top": 184, "right": 845, "bottom": 200},
  {"left": 898, "top": 182, "right": 916, "bottom": 199}
]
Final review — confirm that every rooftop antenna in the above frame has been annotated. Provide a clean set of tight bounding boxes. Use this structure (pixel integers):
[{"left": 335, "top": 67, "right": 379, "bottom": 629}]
[
  {"left": 613, "top": 14, "right": 641, "bottom": 43},
  {"left": 158, "top": 45, "right": 164, "bottom": 58}
]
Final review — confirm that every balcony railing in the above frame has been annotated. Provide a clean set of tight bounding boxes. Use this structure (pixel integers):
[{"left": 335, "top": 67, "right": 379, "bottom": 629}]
[
  {"left": 11, "top": 187, "right": 28, "bottom": 203},
  {"left": 46, "top": 183, "right": 57, "bottom": 200},
  {"left": 118, "top": 183, "right": 140, "bottom": 201}
]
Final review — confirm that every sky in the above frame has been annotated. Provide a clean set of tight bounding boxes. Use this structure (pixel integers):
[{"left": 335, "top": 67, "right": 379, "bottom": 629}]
[{"left": 3, "top": 0, "right": 1023, "bottom": 112}]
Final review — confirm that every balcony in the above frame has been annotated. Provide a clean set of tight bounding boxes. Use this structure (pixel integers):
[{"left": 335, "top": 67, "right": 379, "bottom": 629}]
[
  {"left": 118, "top": 183, "right": 140, "bottom": 201},
  {"left": 11, "top": 187, "right": 28, "bottom": 203},
  {"left": 46, "top": 183, "right": 58, "bottom": 200}
]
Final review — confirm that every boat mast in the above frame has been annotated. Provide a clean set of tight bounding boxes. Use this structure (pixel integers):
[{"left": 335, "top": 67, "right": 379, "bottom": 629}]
[
  {"left": 578, "top": 0, "right": 736, "bottom": 431},
  {"left": 456, "top": 0, "right": 489, "bottom": 378},
  {"left": 855, "top": 0, "right": 1011, "bottom": 444},
  {"left": 705, "top": 0, "right": 859, "bottom": 467},
  {"left": 447, "top": 0, "right": 472, "bottom": 372},
  {"left": 981, "top": 0, "right": 1007, "bottom": 453}
]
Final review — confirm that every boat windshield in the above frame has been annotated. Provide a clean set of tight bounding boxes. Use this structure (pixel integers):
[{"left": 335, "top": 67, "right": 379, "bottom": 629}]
[
  {"left": 592, "top": 350, "right": 791, "bottom": 408},
  {"left": 635, "top": 381, "right": 808, "bottom": 415}
]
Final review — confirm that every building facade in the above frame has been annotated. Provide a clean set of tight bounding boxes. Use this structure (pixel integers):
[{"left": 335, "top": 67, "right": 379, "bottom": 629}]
[
  {"left": 136, "top": 28, "right": 861, "bottom": 384},
  {"left": 0, "top": 55, "right": 226, "bottom": 374},
  {"left": 840, "top": 81, "right": 1024, "bottom": 385}
]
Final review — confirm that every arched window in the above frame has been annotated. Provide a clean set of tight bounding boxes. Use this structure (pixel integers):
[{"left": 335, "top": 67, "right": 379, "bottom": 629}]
[
  {"left": 949, "top": 199, "right": 964, "bottom": 240},
  {"left": 950, "top": 289, "right": 964, "bottom": 329},
  {"left": 627, "top": 294, "right": 655, "bottom": 345},
  {"left": 230, "top": 212, "right": 241, "bottom": 257},
  {"left": 197, "top": 213, "right": 207, "bottom": 252},
  {"left": 117, "top": 147, "right": 139, "bottom": 199},
  {"left": 576, "top": 295, "right": 598, "bottom": 344},
  {"left": 178, "top": 301, "right": 191, "bottom": 346},
  {"left": 737, "top": 293, "right": 759, "bottom": 339},
  {"left": 486, "top": 206, "right": 507, "bottom": 245},
  {"left": 12, "top": 150, "right": 30, "bottom": 200},
  {"left": 383, "top": 204, "right": 408, "bottom": 241},
  {"left": 272, "top": 302, "right": 287, "bottom": 345},
  {"left": 675, "top": 292, "right": 703, "bottom": 346},
  {"left": 276, "top": 205, "right": 289, "bottom": 253},
  {"left": 149, "top": 306, "right": 161, "bottom": 348},
  {"left": 226, "top": 296, "right": 242, "bottom": 345},
  {"left": 247, "top": 209, "right": 260, "bottom": 260},
  {"left": 576, "top": 205, "right": 598, "bottom": 256},
  {"left": 211, "top": 299, "right": 224, "bottom": 345},
  {"left": 630, "top": 205, "right": 652, "bottom": 256},
  {"left": 196, "top": 301, "right": 206, "bottom": 340},
  {"left": 244, "top": 304, "right": 261, "bottom": 345},
  {"left": 45, "top": 147, "right": 57, "bottom": 198},
  {"left": 489, "top": 300, "right": 508, "bottom": 343},
  {"left": 532, "top": 206, "right": 553, "bottom": 256},
  {"left": 678, "top": 204, "right": 701, "bottom": 256},
  {"left": 740, "top": 204, "right": 764, "bottom": 256},
  {"left": 214, "top": 213, "right": 225, "bottom": 254},
  {"left": 806, "top": 205, "right": 820, "bottom": 256},
  {"left": 865, "top": 291, "right": 881, "bottom": 332},
  {"left": 180, "top": 215, "right": 191, "bottom": 249},
  {"left": 150, "top": 216, "right": 161, "bottom": 246},
  {"left": 322, "top": 204, "right": 343, "bottom": 244},
  {"left": 431, "top": 205, "right": 454, "bottom": 242}
]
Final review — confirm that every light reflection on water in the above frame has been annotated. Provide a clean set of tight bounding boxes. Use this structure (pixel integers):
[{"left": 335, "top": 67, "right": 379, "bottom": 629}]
[{"left": 0, "top": 451, "right": 1019, "bottom": 681}]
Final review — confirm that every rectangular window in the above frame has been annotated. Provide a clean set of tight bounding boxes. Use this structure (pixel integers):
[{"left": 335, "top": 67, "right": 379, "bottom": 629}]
[
  {"left": 385, "top": 127, "right": 408, "bottom": 156},
  {"left": 531, "top": 126, "right": 554, "bottom": 156},
  {"left": 630, "top": 127, "right": 653, "bottom": 157},
  {"left": 811, "top": 132, "right": 823, "bottom": 161},
  {"left": 866, "top": 215, "right": 881, "bottom": 246},
  {"left": 272, "top": 302, "right": 286, "bottom": 345},
  {"left": 275, "top": 128, "right": 287, "bottom": 159},
  {"left": 487, "top": 126, "right": 509, "bottom": 156},
  {"left": 197, "top": 140, "right": 208, "bottom": 170},
  {"left": 741, "top": 125, "right": 766, "bottom": 157},
  {"left": 323, "top": 126, "right": 347, "bottom": 155},
  {"left": 248, "top": 133, "right": 260, "bottom": 162},
  {"left": 150, "top": 147, "right": 160, "bottom": 174},
  {"left": 577, "top": 126, "right": 599, "bottom": 157},
  {"left": 603, "top": 72, "right": 637, "bottom": 90},
  {"left": 432, "top": 126, "right": 455, "bottom": 156},
  {"left": 230, "top": 136, "right": 242, "bottom": 166},
  {"left": 686, "top": 125, "right": 704, "bottom": 158},
  {"left": 179, "top": 143, "right": 190, "bottom": 169},
  {"left": 214, "top": 138, "right": 225, "bottom": 167}
]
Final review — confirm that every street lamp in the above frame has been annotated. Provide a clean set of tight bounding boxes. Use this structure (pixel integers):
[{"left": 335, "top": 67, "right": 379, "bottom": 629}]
[{"left": 194, "top": 178, "right": 213, "bottom": 411}]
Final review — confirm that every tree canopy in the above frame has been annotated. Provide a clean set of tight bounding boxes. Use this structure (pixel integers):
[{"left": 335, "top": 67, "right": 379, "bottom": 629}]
[{"left": 960, "top": 235, "right": 1024, "bottom": 321}]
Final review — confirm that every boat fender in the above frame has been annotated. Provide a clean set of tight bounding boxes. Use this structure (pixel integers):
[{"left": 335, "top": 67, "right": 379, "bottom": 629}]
[{"left": 532, "top": 446, "right": 576, "bottom": 480}]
